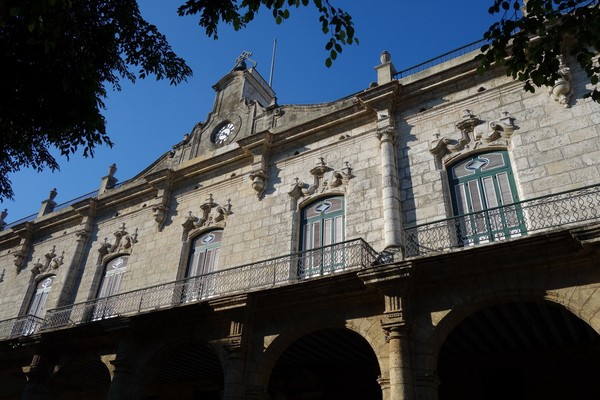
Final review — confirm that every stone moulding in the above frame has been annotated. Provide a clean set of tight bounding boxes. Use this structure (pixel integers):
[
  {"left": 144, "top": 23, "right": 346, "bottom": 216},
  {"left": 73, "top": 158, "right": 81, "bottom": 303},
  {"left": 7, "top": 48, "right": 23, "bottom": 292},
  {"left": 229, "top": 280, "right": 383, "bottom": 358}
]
[
  {"left": 429, "top": 109, "right": 517, "bottom": 165},
  {"left": 182, "top": 194, "right": 233, "bottom": 239},
  {"left": 98, "top": 223, "right": 138, "bottom": 262},
  {"left": 288, "top": 158, "right": 353, "bottom": 203},
  {"left": 31, "top": 246, "right": 65, "bottom": 276}
]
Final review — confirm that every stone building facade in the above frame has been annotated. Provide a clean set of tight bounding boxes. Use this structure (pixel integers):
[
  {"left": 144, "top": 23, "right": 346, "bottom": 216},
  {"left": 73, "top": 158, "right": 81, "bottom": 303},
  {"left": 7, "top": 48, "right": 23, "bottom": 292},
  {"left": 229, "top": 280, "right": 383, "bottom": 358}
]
[{"left": 1, "top": 44, "right": 600, "bottom": 400}]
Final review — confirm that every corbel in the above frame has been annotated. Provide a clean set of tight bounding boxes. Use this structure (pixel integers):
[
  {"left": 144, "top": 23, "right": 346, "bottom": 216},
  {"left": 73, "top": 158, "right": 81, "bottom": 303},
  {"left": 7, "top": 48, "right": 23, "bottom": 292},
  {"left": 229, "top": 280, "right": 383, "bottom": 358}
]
[
  {"left": 146, "top": 169, "right": 175, "bottom": 231},
  {"left": 14, "top": 222, "right": 34, "bottom": 273},
  {"left": 240, "top": 131, "right": 273, "bottom": 199},
  {"left": 548, "top": 54, "right": 573, "bottom": 108}
]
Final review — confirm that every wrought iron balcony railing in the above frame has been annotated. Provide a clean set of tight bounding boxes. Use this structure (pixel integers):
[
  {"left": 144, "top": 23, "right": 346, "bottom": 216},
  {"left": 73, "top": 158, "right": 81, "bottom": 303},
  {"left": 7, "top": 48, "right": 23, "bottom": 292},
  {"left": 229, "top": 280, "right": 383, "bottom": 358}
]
[
  {"left": 403, "top": 184, "right": 600, "bottom": 257},
  {"left": 22, "top": 238, "right": 376, "bottom": 334},
  {"left": 0, "top": 314, "right": 44, "bottom": 340}
]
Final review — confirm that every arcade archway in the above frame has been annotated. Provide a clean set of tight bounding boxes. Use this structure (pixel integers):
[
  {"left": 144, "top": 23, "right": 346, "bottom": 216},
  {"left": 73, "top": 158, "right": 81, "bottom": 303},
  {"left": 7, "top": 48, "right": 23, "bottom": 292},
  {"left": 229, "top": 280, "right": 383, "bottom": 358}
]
[
  {"left": 268, "top": 328, "right": 381, "bottom": 400},
  {"left": 438, "top": 301, "right": 600, "bottom": 400},
  {"left": 142, "top": 343, "right": 224, "bottom": 399}
]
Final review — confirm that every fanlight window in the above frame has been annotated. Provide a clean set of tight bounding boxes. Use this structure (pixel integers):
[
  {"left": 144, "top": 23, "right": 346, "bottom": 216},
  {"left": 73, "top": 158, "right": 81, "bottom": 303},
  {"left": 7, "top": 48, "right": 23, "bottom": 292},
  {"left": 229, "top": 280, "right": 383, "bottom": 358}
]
[
  {"left": 97, "top": 256, "right": 128, "bottom": 299},
  {"left": 449, "top": 151, "right": 524, "bottom": 245},
  {"left": 183, "top": 230, "right": 223, "bottom": 301},
  {"left": 27, "top": 276, "right": 54, "bottom": 318},
  {"left": 300, "top": 196, "right": 345, "bottom": 277},
  {"left": 187, "top": 230, "right": 222, "bottom": 278},
  {"left": 93, "top": 256, "right": 128, "bottom": 320}
]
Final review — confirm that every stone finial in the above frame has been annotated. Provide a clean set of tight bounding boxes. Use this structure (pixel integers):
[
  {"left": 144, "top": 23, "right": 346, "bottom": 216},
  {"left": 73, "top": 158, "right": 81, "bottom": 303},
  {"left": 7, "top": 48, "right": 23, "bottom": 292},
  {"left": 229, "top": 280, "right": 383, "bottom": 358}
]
[
  {"left": 375, "top": 50, "right": 397, "bottom": 85},
  {"left": 380, "top": 50, "right": 391, "bottom": 64},
  {"left": 0, "top": 209, "right": 7, "bottom": 230},
  {"left": 108, "top": 163, "right": 117, "bottom": 177},
  {"left": 38, "top": 188, "right": 58, "bottom": 217},
  {"left": 100, "top": 163, "right": 118, "bottom": 194}
]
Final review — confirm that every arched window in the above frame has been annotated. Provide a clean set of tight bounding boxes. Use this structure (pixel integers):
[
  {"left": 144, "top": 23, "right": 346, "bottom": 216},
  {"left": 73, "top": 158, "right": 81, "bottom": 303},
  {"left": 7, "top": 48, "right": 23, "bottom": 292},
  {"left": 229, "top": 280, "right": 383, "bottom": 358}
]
[
  {"left": 93, "top": 256, "right": 128, "bottom": 319},
  {"left": 299, "top": 196, "right": 345, "bottom": 278},
  {"left": 27, "top": 276, "right": 54, "bottom": 318},
  {"left": 449, "top": 151, "right": 524, "bottom": 244},
  {"left": 21, "top": 276, "right": 54, "bottom": 335},
  {"left": 97, "top": 256, "right": 128, "bottom": 298},
  {"left": 187, "top": 230, "right": 222, "bottom": 278},
  {"left": 184, "top": 230, "right": 223, "bottom": 301}
]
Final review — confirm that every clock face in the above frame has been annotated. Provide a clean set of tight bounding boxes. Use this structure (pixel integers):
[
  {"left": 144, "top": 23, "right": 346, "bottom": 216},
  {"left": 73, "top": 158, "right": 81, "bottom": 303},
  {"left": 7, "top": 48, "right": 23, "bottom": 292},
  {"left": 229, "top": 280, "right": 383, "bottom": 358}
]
[{"left": 214, "top": 122, "right": 235, "bottom": 145}]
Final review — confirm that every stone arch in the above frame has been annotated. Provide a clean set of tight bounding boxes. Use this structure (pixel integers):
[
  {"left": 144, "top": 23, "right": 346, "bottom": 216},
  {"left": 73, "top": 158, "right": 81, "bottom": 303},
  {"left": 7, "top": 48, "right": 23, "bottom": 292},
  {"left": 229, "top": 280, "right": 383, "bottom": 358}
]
[
  {"left": 252, "top": 317, "right": 384, "bottom": 398},
  {"left": 427, "top": 290, "right": 600, "bottom": 399},
  {"left": 134, "top": 336, "right": 226, "bottom": 399},
  {"left": 49, "top": 357, "right": 111, "bottom": 400}
]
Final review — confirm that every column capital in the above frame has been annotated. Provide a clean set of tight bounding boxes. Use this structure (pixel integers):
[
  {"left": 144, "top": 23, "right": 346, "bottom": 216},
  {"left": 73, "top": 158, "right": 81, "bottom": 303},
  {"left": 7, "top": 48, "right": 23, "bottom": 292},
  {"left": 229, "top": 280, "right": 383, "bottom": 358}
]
[{"left": 378, "top": 126, "right": 397, "bottom": 144}]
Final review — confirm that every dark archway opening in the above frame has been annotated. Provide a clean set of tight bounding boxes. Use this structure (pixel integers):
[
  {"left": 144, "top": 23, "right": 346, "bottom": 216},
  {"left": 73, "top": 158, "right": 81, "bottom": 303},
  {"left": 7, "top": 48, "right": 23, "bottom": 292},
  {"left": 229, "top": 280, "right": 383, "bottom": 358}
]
[
  {"left": 143, "top": 343, "right": 224, "bottom": 400},
  {"left": 52, "top": 359, "right": 111, "bottom": 400},
  {"left": 0, "top": 367, "right": 27, "bottom": 400},
  {"left": 438, "top": 302, "right": 600, "bottom": 400},
  {"left": 268, "top": 328, "right": 381, "bottom": 400}
]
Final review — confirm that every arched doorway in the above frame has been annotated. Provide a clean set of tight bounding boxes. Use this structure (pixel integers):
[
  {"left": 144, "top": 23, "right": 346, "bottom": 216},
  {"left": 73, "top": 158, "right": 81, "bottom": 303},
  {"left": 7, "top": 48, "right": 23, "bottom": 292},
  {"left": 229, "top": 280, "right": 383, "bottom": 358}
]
[
  {"left": 438, "top": 301, "right": 600, "bottom": 400},
  {"left": 268, "top": 328, "right": 381, "bottom": 400},
  {"left": 142, "top": 343, "right": 224, "bottom": 399}
]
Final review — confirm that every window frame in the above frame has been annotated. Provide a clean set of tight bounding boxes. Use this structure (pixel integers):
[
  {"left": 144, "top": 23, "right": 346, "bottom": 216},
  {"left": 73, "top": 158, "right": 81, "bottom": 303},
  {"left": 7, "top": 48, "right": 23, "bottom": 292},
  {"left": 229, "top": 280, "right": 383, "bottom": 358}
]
[
  {"left": 448, "top": 151, "right": 525, "bottom": 245},
  {"left": 299, "top": 196, "right": 346, "bottom": 278}
]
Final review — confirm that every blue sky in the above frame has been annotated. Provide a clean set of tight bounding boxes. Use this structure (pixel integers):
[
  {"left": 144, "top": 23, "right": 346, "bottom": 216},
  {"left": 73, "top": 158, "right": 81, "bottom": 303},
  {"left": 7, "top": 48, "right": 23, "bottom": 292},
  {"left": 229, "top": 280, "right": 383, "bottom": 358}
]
[{"left": 4, "top": 1, "right": 498, "bottom": 223}]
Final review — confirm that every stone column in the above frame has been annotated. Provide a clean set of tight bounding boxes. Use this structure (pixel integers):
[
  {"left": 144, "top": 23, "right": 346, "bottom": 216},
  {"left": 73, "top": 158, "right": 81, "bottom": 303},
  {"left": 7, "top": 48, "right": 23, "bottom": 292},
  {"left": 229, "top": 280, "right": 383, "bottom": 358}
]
[
  {"left": 358, "top": 263, "right": 413, "bottom": 399},
  {"left": 21, "top": 355, "right": 53, "bottom": 400},
  {"left": 378, "top": 124, "right": 403, "bottom": 252},
  {"left": 106, "top": 356, "right": 145, "bottom": 400},
  {"left": 382, "top": 322, "right": 414, "bottom": 400},
  {"left": 106, "top": 341, "right": 145, "bottom": 400},
  {"left": 416, "top": 371, "right": 441, "bottom": 400},
  {"left": 378, "top": 376, "right": 391, "bottom": 400}
]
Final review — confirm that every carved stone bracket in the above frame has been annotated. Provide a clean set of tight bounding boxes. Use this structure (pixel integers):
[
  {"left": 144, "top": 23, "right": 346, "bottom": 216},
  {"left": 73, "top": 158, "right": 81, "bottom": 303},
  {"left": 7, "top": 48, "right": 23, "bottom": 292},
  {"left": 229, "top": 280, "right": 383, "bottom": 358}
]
[
  {"left": 430, "top": 109, "right": 517, "bottom": 165},
  {"left": 288, "top": 158, "right": 353, "bottom": 202},
  {"left": 548, "top": 55, "right": 573, "bottom": 108},
  {"left": 147, "top": 169, "right": 174, "bottom": 231},
  {"left": 249, "top": 170, "right": 268, "bottom": 198},
  {"left": 239, "top": 130, "right": 273, "bottom": 200},
  {"left": 182, "top": 194, "right": 233, "bottom": 236},
  {"left": 14, "top": 222, "right": 34, "bottom": 274},
  {"left": 31, "top": 246, "right": 65, "bottom": 276},
  {"left": 98, "top": 223, "right": 138, "bottom": 259}
]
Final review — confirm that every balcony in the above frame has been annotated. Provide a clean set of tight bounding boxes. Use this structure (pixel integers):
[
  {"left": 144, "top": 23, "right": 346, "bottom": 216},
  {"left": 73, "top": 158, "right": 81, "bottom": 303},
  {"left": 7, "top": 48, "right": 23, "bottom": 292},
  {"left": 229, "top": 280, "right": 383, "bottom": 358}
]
[
  {"left": 0, "top": 315, "right": 44, "bottom": 340},
  {"left": 403, "top": 184, "right": 600, "bottom": 257},
  {"left": 0, "top": 239, "right": 378, "bottom": 340}
]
